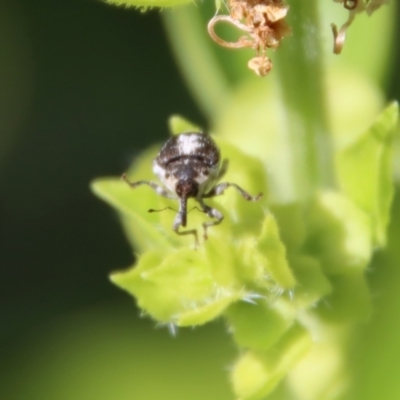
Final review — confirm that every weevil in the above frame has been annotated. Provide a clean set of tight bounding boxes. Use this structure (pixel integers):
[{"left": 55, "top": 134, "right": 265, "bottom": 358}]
[{"left": 122, "top": 132, "right": 262, "bottom": 246}]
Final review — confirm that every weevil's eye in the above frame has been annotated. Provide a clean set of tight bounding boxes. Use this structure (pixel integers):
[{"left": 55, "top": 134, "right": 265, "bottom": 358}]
[
  {"left": 165, "top": 172, "right": 170, "bottom": 179},
  {"left": 203, "top": 170, "right": 209, "bottom": 176},
  {"left": 176, "top": 180, "right": 199, "bottom": 198}
]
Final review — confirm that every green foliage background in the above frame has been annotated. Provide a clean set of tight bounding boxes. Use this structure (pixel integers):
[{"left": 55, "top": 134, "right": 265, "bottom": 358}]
[{"left": 1, "top": 0, "right": 400, "bottom": 399}]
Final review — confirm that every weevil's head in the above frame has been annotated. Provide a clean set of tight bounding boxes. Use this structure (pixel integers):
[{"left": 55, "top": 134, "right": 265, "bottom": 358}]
[{"left": 175, "top": 179, "right": 199, "bottom": 199}]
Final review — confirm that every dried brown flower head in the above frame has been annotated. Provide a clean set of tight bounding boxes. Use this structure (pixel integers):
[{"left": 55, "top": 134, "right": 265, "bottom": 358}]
[
  {"left": 208, "top": 0, "right": 291, "bottom": 76},
  {"left": 331, "top": 0, "right": 390, "bottom": 54}
]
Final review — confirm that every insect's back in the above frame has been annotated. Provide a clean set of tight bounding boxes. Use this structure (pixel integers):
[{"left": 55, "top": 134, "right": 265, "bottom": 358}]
[
  {"left": 153, "top": 132, "right": 221, "bottom": 197},
  {"left": 156, "top": 132, "right": 220, "bottom": 168}
]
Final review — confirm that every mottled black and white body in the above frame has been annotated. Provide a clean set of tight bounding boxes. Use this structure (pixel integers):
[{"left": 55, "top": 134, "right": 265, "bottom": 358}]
[{"left": 122, "top": 132, "right": 262, "bottom": 246}]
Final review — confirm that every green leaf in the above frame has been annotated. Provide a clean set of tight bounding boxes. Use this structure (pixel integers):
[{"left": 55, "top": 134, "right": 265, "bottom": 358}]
[
  {"left": 289, "top": 255, "right": 332, "bottom": 309},
  {"left": 225, "top": 300, "right": 295, "bottom": 351},
  {"left": 327, "top": 68, "right": 385, "bottom": 150},
  {"left": 105, "top": 0, "right": 192, "bottom": 8},
  {"left": 270, "top": 204, "right": 307, "bottom": 251},
  {"left": 336, "top": 102, "right": 399, "bottom": 246},
  {"left": 306, "top": 191, "right": 373, "bottom": 275},
  {"left": 254, "top": 214, "right": 296, "bottom": 290},
  {"left": 91, "top": 178, "right": 175, "bottom": 253},
  {"left": 231, "top": 325, "right": 312, "bottom": 400},
  {"left": 168, "top": 114, "right": 201, "bottom": 135},
  {"left": 110, "top": 248, "right": 237, "bottom": 324},
  {"left": 317, "top": 272, "right": 372, "bottom": 322},
  {"left": 288, "top": 323, "right": 351, "bottom": 400},
  {"left": 212, "top": 137, "right": 268, "bottom": 237},
  {"left": 177, "top": 292, "right": 240, "bottom": 326},
  {"left": 214, "top": 69, "right": 385, "bottom": 204}
]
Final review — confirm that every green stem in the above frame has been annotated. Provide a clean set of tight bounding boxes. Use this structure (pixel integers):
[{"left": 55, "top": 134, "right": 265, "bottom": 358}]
[
  {"left": 275, "top": 0, "right": 335, "bottom": 199},
  {"left": 162, "top": 7, "right": 230, "bottom": 121}
]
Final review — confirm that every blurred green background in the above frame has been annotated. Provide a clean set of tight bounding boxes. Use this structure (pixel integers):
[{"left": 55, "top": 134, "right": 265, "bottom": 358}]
[{"left": 1, "top": 0, "right": 400, "bottom": 399}]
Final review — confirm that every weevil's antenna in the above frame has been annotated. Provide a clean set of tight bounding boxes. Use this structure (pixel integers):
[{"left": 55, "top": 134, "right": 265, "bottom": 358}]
[
  {"left": 188, "top": 206, "right": 206, "bottom": 214},
  {"left": 148, "top": 206, "right": 177, "bottom": 213},
  {"left": 148, "top": 206, "right": 204, "bottom": 214}
]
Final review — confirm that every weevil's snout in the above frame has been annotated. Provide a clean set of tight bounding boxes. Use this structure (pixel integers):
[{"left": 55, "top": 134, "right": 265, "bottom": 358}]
[
  {"left": 176, "top": 179, "right": 198, "bottom": 228},
  {"left": 176, "top": 179, "right": 199, "bottom": 199}
]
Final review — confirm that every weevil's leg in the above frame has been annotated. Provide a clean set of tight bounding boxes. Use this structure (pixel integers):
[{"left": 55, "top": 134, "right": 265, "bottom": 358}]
[
  {"left": 172, "top": 213, "right": 199, "bottom": 248},
  {"left": 203, "top": 182, "right": 263, "bottom": 201},
  {"left": 121, "top": 173, "right": 175, "bottom": 199},
  {"left": 217, "top": 159, "right": 229, "bottom": 180},
  {"left": 197, "top": 199, "right": 224, "bottom": 241},
  {"left": 172, "top": 197, "right": 199, "bottom": 248}
]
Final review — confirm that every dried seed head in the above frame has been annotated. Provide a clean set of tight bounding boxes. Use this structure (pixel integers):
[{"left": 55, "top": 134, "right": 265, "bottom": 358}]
[
  {"left": 331, "top": 0, "right": 390, "bottom": 54},
  {"left": 208, "top": 0, "right": 291, "bottom": 77},
  {"left": 248, "top": 55, "right": 272, "bottom": 77}
]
